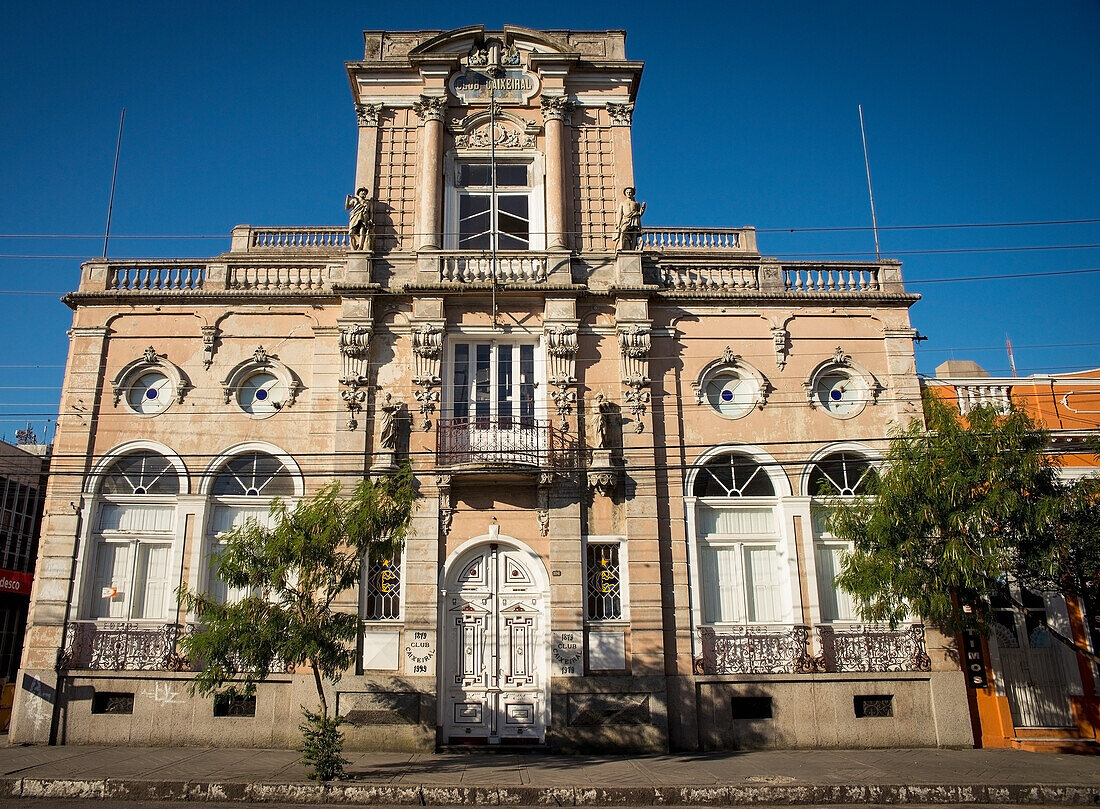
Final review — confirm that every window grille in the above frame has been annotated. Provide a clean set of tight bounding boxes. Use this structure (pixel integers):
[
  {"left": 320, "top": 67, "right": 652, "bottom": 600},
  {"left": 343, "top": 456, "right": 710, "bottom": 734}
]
[
  {"left": 808, "top": 452, "right": 878, "bottom": 497},
  {"left": 364, "top": 553, "right": 402, "bottom": 620},
  {"left": 586, "top": 543, "right": 622, "bottom": 620}
]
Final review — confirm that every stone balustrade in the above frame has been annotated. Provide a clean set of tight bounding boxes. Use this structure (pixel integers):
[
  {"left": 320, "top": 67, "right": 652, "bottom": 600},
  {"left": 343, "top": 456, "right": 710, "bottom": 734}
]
[
  {"left": 955, "top": 384, "right": 1012, "bottom": 414},
  {"left": 661, "top": 264, "right": 759, "bottom": 291},
  {"left": 235, "top": 226, "right": 349, "bottom": 252},
  {"left": 640, "top": 227, "right": 755, "bottom": 252},
  {"left": 228, "top": 265, "right": 328, "bottom": 291},
  {"left": 108, "top": 263, "right": 206, "bottom": 291},
  {"left": 784, "top": 264, "right": 880, "bottom": 292},
  {"left": 439, "top": 253, "right": 549, "bottom": 283}
]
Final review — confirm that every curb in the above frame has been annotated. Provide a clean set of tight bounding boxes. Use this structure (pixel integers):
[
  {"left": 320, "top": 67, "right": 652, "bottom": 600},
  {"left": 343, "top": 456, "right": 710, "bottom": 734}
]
[{"left": 3, "top": 778, "right": 1100, "bottom": 805}]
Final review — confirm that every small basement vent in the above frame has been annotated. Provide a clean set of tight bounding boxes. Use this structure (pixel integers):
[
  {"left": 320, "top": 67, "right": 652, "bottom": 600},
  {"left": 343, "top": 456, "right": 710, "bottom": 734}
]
[
  {"left": 731, "top": 696, "right": 773, "bottom": 720},
  {"left": 92, "top": 691, "right": 134, "bottom": 715},
  {"left": 214, "top": 692, "right": 257, "bottom": 717},
  {"left": 854, "top": 694, "right": 894, "bottom": 717}
]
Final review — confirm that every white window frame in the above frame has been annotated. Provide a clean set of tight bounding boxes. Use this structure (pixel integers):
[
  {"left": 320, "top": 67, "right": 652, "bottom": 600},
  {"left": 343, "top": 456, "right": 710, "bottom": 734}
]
[
  {"left": 582, "top": 535, "right": 629, "bottom": 624},
  {"left": 360, "top": 549, "right": 405, "bottom": 623},
  {"left": 443, "top": 335, "right": 546, "bottom": 423},
  {"left": 76, "top": 442, "right": 189, "bottom": 624},
  {"left": 443, "top": 153, "right": 546, "bottom": 251}
]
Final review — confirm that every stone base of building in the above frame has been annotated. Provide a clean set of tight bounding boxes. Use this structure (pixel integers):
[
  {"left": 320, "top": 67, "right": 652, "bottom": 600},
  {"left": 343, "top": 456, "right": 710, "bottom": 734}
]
[{"left": 669, "top": 671, "right": 973, "bottom": 751}]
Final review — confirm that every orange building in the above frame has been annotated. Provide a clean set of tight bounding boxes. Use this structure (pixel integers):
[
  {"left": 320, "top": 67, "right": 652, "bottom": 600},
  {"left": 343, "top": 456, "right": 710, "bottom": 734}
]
[{"left": 925, "top": 361, "right": 1100, "bottom": 752}]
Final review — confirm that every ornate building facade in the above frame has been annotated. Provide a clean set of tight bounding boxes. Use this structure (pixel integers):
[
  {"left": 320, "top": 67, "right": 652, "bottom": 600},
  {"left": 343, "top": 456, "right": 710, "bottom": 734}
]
[{"left": 11, "top": 26, "right": 972, "bottom": 751}]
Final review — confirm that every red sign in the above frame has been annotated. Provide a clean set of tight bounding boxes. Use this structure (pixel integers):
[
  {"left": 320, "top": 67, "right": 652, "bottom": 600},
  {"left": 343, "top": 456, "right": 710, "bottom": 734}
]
[{"left": 0, "top": 570, "right": 33, "bottom": 597}]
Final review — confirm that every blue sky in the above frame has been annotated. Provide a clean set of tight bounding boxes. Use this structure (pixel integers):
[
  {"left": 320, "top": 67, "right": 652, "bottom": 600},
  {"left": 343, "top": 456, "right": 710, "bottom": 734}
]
[{"left": 1, "top": 1, "right": 1098, "bottom": 442}]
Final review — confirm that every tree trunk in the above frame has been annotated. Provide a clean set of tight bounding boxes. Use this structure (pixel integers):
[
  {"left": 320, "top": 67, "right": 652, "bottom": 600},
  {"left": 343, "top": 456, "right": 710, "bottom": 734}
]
[{"left": 311, "top": 659, "right": 328, "bottom": 717}]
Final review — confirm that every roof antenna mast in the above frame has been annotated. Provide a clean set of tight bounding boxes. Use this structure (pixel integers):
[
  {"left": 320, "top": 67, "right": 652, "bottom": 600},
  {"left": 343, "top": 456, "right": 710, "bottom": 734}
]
[
  {"left": 103, "top": 108, "right": 126, "bottom": 258},
  {"left": 858, "top": 104, "right": 881, "bottom": 261}
]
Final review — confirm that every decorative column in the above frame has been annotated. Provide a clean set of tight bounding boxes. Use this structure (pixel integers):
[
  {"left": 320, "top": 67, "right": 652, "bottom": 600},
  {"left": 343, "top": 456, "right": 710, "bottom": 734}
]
[
  {"left": 541, "top": 95, "right": 574, "bottom": 250},
  {"left": 618, "top": 323, "right": 652, "bottom": 434},
  {"left": 413, "top": 95, "right": 447, "bottom": 250}
]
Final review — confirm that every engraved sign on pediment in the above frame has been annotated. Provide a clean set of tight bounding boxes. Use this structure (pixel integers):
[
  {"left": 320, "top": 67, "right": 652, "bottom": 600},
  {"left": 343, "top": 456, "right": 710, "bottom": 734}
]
[{"left": 449, "top": 67, "right": 540, "bottom": 105}]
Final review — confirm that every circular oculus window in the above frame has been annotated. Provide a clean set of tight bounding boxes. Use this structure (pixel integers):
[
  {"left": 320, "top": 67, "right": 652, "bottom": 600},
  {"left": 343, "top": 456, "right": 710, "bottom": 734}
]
[
  {"left": 814, "top": 369, "right": 866, "bottom": 417},
  {"left": 705, "top": 372, "right": 758, "bottom": 418},
  {"left": 126, "top": 371, "right": 173, "bottom": 415},
  {"left": 238, "top": 372, "right": 285, "bottom": 417}
]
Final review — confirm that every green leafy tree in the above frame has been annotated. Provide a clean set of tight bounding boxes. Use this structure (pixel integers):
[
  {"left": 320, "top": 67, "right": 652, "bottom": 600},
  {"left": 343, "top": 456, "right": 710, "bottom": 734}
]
[
  {"left": 827, "top": 392, "right": 1100, "bottom": 665},
  {"left": 178, "top": 467, "right": 417, "bottom": 780}
]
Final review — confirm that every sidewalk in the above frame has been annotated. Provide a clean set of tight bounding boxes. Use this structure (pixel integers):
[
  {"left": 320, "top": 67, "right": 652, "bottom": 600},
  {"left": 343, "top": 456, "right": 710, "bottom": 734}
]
[{"left": 0, "top": 744, "right": 1098, "bottom": 804}]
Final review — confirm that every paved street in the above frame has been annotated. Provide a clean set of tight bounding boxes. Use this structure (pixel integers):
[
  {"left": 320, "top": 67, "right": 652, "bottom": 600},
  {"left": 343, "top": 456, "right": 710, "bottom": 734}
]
[{"left": 0, "top": 744, "right": 1097, "bottom": 804}]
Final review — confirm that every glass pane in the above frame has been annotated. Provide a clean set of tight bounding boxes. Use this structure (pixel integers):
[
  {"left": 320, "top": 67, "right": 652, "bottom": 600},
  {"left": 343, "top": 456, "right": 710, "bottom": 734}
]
[
  {"left": 101, "top": 452, "right": 179, "bottom": 496},
  {"left": 586, "top": 543, "right": 622, "bottom": 620},
  {"left": 474, "top": 344, "right": 491, "bottom": 427},
  {"left": 213, "top": 453, "right": 293, "bottom": 497},
  {"left": 459, "top": 163, "right": 492, "bottom": 187},
  {"left": 452, "top": 343, "right": 470, "bottom": 420},
  {"left": 495, "top": 164, "right": 528, "bottom": 186},
  {"left": 459, "top": 195, "right": 491, "bottom": 249},
  {"left": 520, "top": 345, "right": 535, "bottom": 423},
  {"left": 365, "top": 553, "right": 402, "bottom": 620},
  {"left": 497, "top": 345, "right": 513, "bottom": 429}
]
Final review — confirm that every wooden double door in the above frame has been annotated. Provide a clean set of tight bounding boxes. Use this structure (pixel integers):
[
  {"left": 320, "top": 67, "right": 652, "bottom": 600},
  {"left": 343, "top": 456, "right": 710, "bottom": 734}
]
[{"left": 441, "top": 542, "right": 548, "bottom": 745}]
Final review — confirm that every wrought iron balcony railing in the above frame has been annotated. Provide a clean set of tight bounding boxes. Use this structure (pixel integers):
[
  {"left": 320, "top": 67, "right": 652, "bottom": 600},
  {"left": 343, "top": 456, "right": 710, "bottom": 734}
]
[
  {"left": 436, "top": 417, "right": 573, "bottom": 469},
  {"left": 60, "top": 620, "right": 194, "bottom": 672},
  {"left": 816, "top": 623, "right": 931, "bottom": 673},
  {"left": 698, "top": 625, "right": 814, "bottom": 675},
  {"left": 697, "top": 623, "right": 932, "bottom": 675}
]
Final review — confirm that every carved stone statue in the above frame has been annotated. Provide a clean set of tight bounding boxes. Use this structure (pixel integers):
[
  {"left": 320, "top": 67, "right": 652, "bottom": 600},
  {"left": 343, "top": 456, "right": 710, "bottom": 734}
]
[
  {"left": 615, "top": 187, "right": 646, "bottom": 250},
  {"left": 378, "top": 392, "right": 398, "bottom": 451},
  {"left": 592, "top": 393, "right": 613, "bottom": 450},
  {"left": 345, "top": 187, "right": 375, "bottom": 252}
]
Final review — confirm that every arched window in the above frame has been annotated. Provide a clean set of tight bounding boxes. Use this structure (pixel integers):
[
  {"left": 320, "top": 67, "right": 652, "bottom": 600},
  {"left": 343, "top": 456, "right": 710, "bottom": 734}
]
[
  {"left": 808, "top": 452, "right": 878, "bottom": 497},
  {"left": 808, "top": 450, "right": 878, "bottom": 623},
  {"left": 212, "top": 452, "right": 294, "bottom": 497},
  {"left": 691, "top": 451, "right": 787, "bottom": 626},
  {"left": 88, "top": 450, "right": 182, "bottom": 622},
  {"left": 693, "top": 454, "right": 776, "bottom": 498},
  {"left": 205, "top": 451, "right": 296, "bottom": 603},
  {"left": 100, "top": 451, "right": 180, "bottom": 496}
]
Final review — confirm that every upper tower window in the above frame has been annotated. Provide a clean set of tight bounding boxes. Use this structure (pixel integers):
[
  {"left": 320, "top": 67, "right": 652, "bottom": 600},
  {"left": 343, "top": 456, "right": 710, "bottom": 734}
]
[{"left": 455, "top": 161, "right": 531, "bottom": 250}]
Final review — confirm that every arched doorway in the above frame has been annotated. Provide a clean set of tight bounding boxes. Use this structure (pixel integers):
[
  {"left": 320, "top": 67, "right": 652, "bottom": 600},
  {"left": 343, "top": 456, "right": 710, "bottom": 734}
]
[{"left": 439, "top": 537, "right": 549, "bottom": 745}]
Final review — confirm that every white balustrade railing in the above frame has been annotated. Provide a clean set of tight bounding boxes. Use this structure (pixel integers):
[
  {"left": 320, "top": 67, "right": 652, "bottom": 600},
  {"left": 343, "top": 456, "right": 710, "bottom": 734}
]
[
  {"left": 662, "top": 264, "right": 758, "bottom": 291},
  {"left": 640, "top": 228, "right": 746, "bottom": 250},
  {"left": 440, "top": 254, "right": 548, "bottom": 283},
  {"left": 109, "top": 264, "right": 206, "bottom": 291},
  {"left": 956, "top": 385, "right": 1012, "bottom": 414},
  {"left": 248, "top": 227, "right": 349, "bottom": 250},
  {"left": 784, "top": 265, "right": 880, "bottom": 292},
  {"left": 228, "top": 265, "right": 327, "bottom": 291}
]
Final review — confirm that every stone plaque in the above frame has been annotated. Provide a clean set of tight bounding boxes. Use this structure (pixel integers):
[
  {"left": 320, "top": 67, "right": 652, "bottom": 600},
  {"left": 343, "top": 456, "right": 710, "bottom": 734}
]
[
  {"left": 588, "top": 630, "right": 626, "bottom": 671},
  {"left": 449, "top": 67, "right": 540, "bottom": 105},
  {"left": 552, "top": 629, "right": 584, "bottom": 676},
  {"left": 338, "top": 691, "right": 419, "bottom": 726},
  {"left": 404, "top": 628, "right": 436, "bottom": 675},
  {"left": 567, "top": 693, "right": 650, "bottom": 726},
  {"left": 362, "top": 628, "right": 400, "bottom": 671}
]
